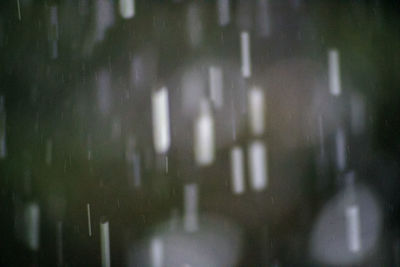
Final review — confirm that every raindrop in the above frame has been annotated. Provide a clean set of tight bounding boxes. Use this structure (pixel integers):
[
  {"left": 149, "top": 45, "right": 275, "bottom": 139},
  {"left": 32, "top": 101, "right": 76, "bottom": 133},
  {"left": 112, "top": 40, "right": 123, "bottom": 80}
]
[{"left": 328, "top": 49, "right": 341, "bottom": 96}]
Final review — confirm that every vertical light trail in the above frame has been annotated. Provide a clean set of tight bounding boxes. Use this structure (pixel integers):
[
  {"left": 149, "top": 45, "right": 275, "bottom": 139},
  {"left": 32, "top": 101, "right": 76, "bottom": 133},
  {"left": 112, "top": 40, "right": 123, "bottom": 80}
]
[
  {"left": 194, "top": 100, "right": 215, "bottom": 166},
  {"left": 87, "top": 203, "right": 92, "bottom": 237},
  {"left": 209, "top": 66, "right": 224, "bottom": 109},
  {"left": 248, "top": 140, "right": 268, "bottom": 191},
  {"left": 100, "top": 220, "right": 111, "bottom": 267},
  {"left": 25, "top": 202, "right": 40, "bottom": 251},
  {"left": 230, "top": 146, "right": 245, "bottom": 194},
  {"left": 17, "top": 0, "right": 21, "bottom": 20},
  {"left": 150, "top": 237, "right": 164, "bottom": 267},
  {"left": 119, "top": 0, "right": 135, "bottom": 19},
  {"left": 345, "top": 204, "right": 361, "bottom": 253},
  {"left": 335, "top": 127, "right": 346, "bottom": 172},
  {"left": 328, "top": 49, "right": 341, "bottom": 96},
  {"left": 217, "top": 0, "right": 230, "bottom": 26},
  {"left": 240, "top": 31, "right": 251, "bottom": 78},
  {"left": 184, "top": 183, "right": 198, "bottom": 232},
  {"left": 248, "top": 86, "right": 265, "bottom": 136},
  {"left": 152, "top": 87, "right": 171, "bottom": 154}
]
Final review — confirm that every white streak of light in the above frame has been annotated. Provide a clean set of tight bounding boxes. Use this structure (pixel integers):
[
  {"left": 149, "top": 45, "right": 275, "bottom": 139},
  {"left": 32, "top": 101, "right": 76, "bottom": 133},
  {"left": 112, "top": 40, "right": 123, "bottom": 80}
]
[
  {"left": 328, "top": 49, "right": 341, "bottom": 96},
  {"left": 335, "top": 127, "right": 346, "bottom": 172},
  {"left": 25, "top": 202, "right": 40, "bottom": 251},
  {"left": 150, "top": 237, "right": 164, "bottom": 267},
  {"left": 230, "top": 146, "right": 245, "bottom": 194},
  {"left": 87, "top": 203, "right": 92, "bottom": 237},
  {"left": 17, "top": 0, "right": 21, "bottom": 20},
  {"left": 240, "top": 31, "right": 251, "bottom": 78},
  {"left": 165, "top": 156, "right": 168, "bottom": 174},
  {"left": 119, "top": 0, "right": 135, "bottom": 19},
  {"left": 345, "top": 205, "right": 362, "bottom": 253},
  {"left": 194, "top": 100, "right": 215, "bottom": 166},
  {"left": 184, "top": 183, "right": 198, "bottom": 232},
  {"left": 187, "top": 3, "right": 202, "bottom": 47},
  {"left": 209, "top": 66, "right": 224, "bottom": 109},
  {"left": 152, "top": 87, "right": 171, "bottom": 154},
  {"left": 248, "top": 87, "right": 265, "bottom": 136},
  {"left": 217, "top": 0, "right": 230, "bottom": 26},
  {"left": 100, "top": 220, "right": 111, "bottom": 267},
  {"left": 248, "top": 140, "right": 268, "bottom": 191},
  {"left": 45, "top": 139, "right": 53, "bottom": 165}
]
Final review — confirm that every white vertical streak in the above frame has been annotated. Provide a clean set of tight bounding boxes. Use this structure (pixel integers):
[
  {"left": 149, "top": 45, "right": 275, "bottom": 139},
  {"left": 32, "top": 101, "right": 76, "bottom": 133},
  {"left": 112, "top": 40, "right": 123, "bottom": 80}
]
[
  {"left": 150, "top": 237, "right": 164, "bottom": 267},
  {"left": 248, "top": 87, "right": 265, "bottom": 136},
  {"left": 335, "top": 127, "right": 346, "bottom": 172},
  {"left": 345, "top": 204, "right": 362, "bottom": 253},
  {"left": 194, "top": 100, "right": 215, "bottom": 166},
  {"left": 100, "top": 221, "right": 111, "bottom": 267},
  {"left": 87, "top": 203, "right": 92, "bottom": 237},
  {"left": 187, "top": 3, "right": 202, "bottom": 47},
  {"left": 119, "top": 0, "right": 135, "bottom": 19},
  {"left": 240, "top": 31, "right": 251, "bottom": 78},
  {"left": 184, "top": 183, "right": 198, "bottom": 232},
  {"left": 209, "top": 66, "right": 224, "bottom": 109},
  {"left": 248, "top": 140, "right": 268, "bottom": 191},
  {"left": 328, "top": 49, "right": 341, "bottom": 96},
  {"left": 17, "top": 0, "right": 21, "bottom": 20},
  {"left": 230, "top": 146, "right": 245, "bottom": 194},
  {"left": 217, "top": 0, "right": 230, "bottom": 26},
  {"left": 25, "top": 202, "right": 40, "bottom": 251},
  {"left": 152, "top": 87, "right": 171, "bottom": 154}
]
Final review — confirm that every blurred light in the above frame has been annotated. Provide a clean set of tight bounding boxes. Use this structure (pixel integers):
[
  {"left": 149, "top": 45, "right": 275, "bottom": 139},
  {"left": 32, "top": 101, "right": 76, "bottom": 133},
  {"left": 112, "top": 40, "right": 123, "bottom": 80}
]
[
  {"left": 217, "top": 0, "right": 230, "bottom": 26},
  {"left": 310, "top": 178, "right": 382, "bottom": 265},
  {"left": 248, "top": 86, "right": 265, "bottom": 136},
  {"left": 184, "top": 184, "right": 198, "bottom": 233},
  {"left": 87, "top": 203, "right": 92, "bottom": 237},
  {"left": 248, "top": 140, "right": 268, "bottom": 191},
  {"left": 208, "top": 66, "right": 224, "bottom": 109},
  {"left": 100, "top": 220, "right": 111, "bottom": 267},
  {"left": 240, "top": 31, "right": 251, "bottom": 78},
  {"left": 24, "top": 202, "right": 40, "bottom": 251},
  {"left": 150, "top": 237, "right": 164, "bottom": 267},
  {"left": 119, "top": 0, "right": 135, "bottom": 19},
  {"left": 335, "top": 127, "right": 346, "bottom": 173},
  {"left": 186, "top": 3, "right": 202, "bottom": 48},
  {"left": 230, "top": 146, "right": 245, "bottom": 195},
  {"left": 194, "top": 100, "right": 215, "bottom": 166},
  {"left": 152, "top": 87, "right": 171, "bottom": 154},
  {"left": 328, "top": 49, "right": 341, "bottom": 96}
]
